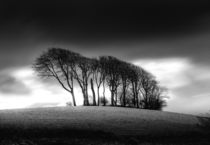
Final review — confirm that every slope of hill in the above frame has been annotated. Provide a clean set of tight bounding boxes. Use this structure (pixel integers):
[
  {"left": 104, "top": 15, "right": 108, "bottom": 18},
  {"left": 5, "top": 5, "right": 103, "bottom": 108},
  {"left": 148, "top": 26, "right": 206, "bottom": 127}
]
[{"left": 0, "top": 106, "right": 209, "bottom": 145}]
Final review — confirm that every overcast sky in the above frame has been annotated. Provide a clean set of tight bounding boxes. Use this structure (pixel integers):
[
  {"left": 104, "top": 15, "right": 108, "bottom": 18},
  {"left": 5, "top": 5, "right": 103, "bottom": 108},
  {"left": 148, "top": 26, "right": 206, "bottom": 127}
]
[{"left": 0, "top": 0, "right": 210, "bottom": 115}]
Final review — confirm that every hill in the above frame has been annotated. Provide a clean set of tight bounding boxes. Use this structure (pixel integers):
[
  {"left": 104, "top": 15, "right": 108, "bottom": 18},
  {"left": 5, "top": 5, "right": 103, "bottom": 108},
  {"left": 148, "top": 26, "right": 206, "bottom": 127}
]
[{"left": 0, "top": 106, "right": 209, "bottom": 145}]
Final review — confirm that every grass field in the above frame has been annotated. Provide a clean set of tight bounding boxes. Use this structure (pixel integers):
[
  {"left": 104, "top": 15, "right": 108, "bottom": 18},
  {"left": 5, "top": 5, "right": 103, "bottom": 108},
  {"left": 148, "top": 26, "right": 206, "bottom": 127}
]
[{"left": 0, "top": 106, "right": 209, "bottom": 145}]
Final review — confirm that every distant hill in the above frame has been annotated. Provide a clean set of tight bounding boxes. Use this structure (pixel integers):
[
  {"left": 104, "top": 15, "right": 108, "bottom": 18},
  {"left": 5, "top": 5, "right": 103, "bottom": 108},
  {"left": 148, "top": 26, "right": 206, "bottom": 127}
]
[{"left": 0, "top": 106, "right": 209, "bottom": 145}]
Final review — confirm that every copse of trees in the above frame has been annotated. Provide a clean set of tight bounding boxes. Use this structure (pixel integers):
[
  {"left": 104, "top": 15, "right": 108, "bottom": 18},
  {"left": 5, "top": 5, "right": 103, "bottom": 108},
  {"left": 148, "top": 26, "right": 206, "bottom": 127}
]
[{"left": 33, "top": 48, "right": 168, "bottom": 110}]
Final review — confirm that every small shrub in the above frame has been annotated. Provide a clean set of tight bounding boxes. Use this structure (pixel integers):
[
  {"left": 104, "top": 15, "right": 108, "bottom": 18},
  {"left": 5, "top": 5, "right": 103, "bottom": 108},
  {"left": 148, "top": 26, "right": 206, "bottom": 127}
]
[{"left": 66, "top": 102, "right": 73, "bottom": 106}]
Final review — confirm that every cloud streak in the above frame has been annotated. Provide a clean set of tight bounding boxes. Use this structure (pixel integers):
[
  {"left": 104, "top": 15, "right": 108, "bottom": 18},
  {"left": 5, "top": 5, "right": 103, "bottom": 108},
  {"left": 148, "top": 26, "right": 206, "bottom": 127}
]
[
  {"left": 0, "top": 66, "right": 83, "bottom": 109},
  {"left": 133, "top": 58, "right": 210, "bottom": 114},
  {"left": 0, "top": 70, "right": 31, "bottom": 95}
]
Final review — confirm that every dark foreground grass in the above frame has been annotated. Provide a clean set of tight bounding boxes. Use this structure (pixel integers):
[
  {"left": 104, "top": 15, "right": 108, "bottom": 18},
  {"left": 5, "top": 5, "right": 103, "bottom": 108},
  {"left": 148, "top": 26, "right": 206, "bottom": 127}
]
[
  {"left": 0, "top": 107, "right": 210, "bottom": 145},
  {"left": 0, "top": 124, "right": 210, "bottom": 145}
]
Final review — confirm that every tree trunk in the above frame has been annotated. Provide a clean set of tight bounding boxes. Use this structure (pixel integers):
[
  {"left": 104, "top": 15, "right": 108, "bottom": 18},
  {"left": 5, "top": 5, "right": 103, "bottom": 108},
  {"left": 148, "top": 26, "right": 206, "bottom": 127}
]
[
  {"left": 115, "top": 88, "right": 118, "bottom": 106},
  {"left": 71, "top": 90, "right": 77, "bottom": 106},
  {"left": 135, "top": 82, "right": 139, "bottom": 108},
  {"left": 103, "top": 81, "right": 106, "bottom": 106},
  {"left": 122, "top": 83, "right": 126, "bottom": 107},
  {"left": 132, "top": 82, "right": 136, "bottom": 107},
  {"left": 91, "top": 78, "right": 96, "bottom": 106},
  {"left": 145, "top": 91, "right": 148, "bottom": 109},
  {"left": 82, "top": 89, "right": 88, "bottom": 106},
  {"left": 97, "top": 86, "right": 100, "bottom": 106},
  {"left": 85, "top": 80, "right": 89, "bottom": 106},
  {"left": 136, "top": 92, "right": 139, "bottom": 108},
  {"left": 85, "top": 90, "right": 89, "bottom": 106},
  {"left": 82, "top": 89, "right": 87, "bottom": 106},
  {"left": 82, "top": 87, "right": 89, "bottom": 106},
  {"left": 111, "top": 89, "right": 114, "bottom": 106}
]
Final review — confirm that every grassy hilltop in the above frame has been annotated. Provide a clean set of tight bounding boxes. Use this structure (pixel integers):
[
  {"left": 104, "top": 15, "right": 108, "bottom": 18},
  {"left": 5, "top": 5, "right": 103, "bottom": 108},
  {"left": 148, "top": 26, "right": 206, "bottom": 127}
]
[{"left": 0, "top": 106, "right": 209, "bottom": 145}]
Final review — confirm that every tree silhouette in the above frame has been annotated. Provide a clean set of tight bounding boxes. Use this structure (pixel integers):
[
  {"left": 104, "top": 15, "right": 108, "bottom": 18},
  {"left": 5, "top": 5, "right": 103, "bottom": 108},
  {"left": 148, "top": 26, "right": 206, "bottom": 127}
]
[
  {"left": 99, "top": 57, "right": 108, "bottom": 106},
  {"left": 128, "top": 64, "right": 143, "bottom": 108},
  {"left": 100, "top": 56, "right": 121, "bottom": 106},
  {"left": 139, "top": 71, "right": 167, "bottom": 110},
  {"left": 33, "top": 48, "right": 168, "bottom": 110},
  {"left": 33, "top": 48, "right": 80, "bottom": 106},
  {"left": 118, "top": 61, "right": 131, "bottom": 107},
  {"left": 91, "top": 58, "right": 104, "bottom": 106},
  {"left": 73, "top": 56, "right": 93, "bottom": 106}
]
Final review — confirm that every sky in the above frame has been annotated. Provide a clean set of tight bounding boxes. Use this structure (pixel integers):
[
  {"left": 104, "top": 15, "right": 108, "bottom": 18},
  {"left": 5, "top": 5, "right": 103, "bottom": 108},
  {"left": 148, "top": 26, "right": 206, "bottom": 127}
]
[{"left": 0, "top": 0, "right": 210, "bottom": 115}]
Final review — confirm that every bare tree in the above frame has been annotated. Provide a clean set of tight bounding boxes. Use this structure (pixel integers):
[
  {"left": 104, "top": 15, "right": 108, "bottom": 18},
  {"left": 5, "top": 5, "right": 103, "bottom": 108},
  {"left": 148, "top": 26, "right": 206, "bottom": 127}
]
[
  {"left": 138, "top": 70, "right": 152, "bottom": 109},
  {"left": 73, "top": 56, "right": 92, "bottom": 106},
  {"left": 100, "top": 56, "right": 121, "bottom": 106},
  {"left": 99, "top": 57, "right": 108, "bottom": 106},
  {"left": 91, "top": 58, "right": 104, "bottom": 106},
  {"left": 33, "top": 48, "right": 80, "bottom": 106},
  {"left": 118, "top": 61, "right": 131, "bottom": 107},
  {"left": 149, "top": 86, "right": 167, "bottom": 110},
  {"left": 127, "top": 65, "right": 139, "bottom": 108},
  {"left": 140, "top": 71, "right": 167, "bottom": 110}
]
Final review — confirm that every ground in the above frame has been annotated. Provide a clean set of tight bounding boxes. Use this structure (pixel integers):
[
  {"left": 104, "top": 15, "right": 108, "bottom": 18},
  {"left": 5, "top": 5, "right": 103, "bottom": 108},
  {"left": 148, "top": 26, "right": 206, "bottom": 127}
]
[{"left": 0, "top": 106, "right": 209, "bottom": 145}]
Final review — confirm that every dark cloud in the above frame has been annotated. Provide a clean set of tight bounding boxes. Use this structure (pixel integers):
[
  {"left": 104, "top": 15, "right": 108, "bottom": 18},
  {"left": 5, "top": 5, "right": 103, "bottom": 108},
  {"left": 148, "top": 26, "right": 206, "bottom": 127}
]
[
  {"left": 0, "top": 0, "right": 210, "bottom": 68},
  {"left": 1, "top": 0, "right": 210, "bottom": 39},
  {"left": 0, "top": 73, "right": 31, "bottom": 95}
]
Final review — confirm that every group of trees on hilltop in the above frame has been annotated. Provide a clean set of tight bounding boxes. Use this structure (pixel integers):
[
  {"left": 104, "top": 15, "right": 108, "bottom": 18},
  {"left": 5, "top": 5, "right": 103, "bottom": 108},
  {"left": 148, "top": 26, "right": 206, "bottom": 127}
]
[{"left": 33, "top": 48, "right": 167, "bottom": 110}]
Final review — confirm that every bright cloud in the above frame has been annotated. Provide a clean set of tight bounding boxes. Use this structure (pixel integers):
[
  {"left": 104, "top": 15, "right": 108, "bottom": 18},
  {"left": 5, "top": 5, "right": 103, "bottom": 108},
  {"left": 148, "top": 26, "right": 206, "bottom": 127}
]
[
  {"left": 133, "top": 58, "right": 210, "bottom": 115},
  {"left": 0, "top": 66, "right": 84, "bottom": 110},
  {"left": 133, "top": 58, "right": 192, "bottom": 89}
]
